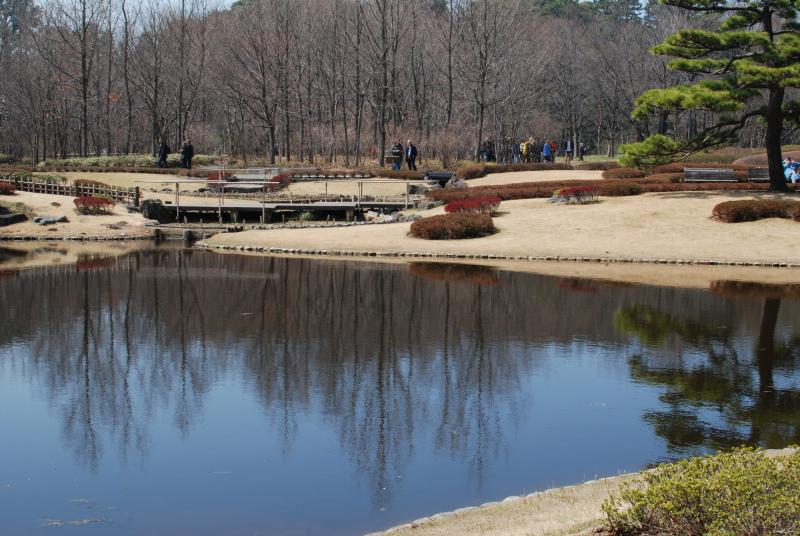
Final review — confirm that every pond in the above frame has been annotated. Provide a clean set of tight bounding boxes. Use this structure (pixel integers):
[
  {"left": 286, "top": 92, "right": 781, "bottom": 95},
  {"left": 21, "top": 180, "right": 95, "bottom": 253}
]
[{"left": 1, "top": 248, "right": 799, "bottom": 535}]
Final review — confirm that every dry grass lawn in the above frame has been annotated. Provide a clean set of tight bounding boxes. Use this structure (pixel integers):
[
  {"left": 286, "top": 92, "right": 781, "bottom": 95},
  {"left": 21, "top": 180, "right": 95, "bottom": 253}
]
[{"left": 203, "top": 191, "right": 800, "bottom": 267}]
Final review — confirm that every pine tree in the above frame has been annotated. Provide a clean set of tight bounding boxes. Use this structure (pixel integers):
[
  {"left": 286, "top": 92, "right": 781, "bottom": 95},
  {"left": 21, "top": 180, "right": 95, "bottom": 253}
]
[{"left": 621, "top": 0, "right": 800, "bottom": 191}]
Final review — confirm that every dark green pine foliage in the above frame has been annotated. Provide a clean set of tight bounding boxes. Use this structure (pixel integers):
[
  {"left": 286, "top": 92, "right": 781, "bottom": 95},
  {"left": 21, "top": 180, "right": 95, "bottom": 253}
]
[{"left": 621, "top": 0, "right": 800, "bottom": 191}]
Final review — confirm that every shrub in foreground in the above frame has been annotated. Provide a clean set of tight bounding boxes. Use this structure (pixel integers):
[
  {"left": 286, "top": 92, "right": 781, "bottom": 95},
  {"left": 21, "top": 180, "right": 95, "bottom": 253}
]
[
  {"left": 602, "top": 167, "right": 646, "bottom": 180},
  {"left": 0, "top": 181, "right": 15, "bottom": 195},
  {"left": 74, "top": 196, "right": 115, "bottom": 215},
  {"left": 712, "top": 199, "right": 800, "bottom": 223},
  {"left": 603, "top": 447, "right": 800, "bottom": 536},
  {"left": 410, "top": 212, "right": 495, "bottom": 240},
  {"left": 444, "top": 196, "right": 501, "bottom": 214}
]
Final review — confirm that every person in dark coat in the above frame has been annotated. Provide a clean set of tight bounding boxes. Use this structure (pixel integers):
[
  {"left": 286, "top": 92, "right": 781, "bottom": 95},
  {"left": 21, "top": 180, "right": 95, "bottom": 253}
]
[
  {"left": 180, "top": 138, "right": 194, "bottom": 169},
  {"left": 156, "top": 138, "right": 170, "bottom": 168},
  {"left": 405, "top": 139, "right": 417, "bottom": 171},
  {"left": 390, "top": 141, "right": 404, "bottom": 170}
]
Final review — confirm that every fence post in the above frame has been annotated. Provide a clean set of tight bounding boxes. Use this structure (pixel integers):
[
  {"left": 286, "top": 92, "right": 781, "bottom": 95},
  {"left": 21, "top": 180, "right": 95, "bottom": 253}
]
[{"left": 134, "top": 187, "right": 140, "bottom": 207}]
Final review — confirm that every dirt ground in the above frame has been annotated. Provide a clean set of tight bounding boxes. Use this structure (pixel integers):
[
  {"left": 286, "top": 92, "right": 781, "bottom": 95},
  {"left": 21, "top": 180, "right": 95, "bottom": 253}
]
[
  {"left": 203, "top": 191, "right": 800, "bottom": 268},
  {"left": 0, "top": 191, "right": 150, "bottom": 238}
]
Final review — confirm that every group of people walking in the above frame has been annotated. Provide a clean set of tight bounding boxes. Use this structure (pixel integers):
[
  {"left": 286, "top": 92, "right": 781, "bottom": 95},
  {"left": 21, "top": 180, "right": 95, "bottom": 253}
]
[
  {"left": 156, "top": 138, "right": 195, "bottom": 169},
  {"left": 389, "top": 140, "right": 418, "bottom": 171},
  {"left": 482, "top": 138, "right": 587, "bottom": 164}
]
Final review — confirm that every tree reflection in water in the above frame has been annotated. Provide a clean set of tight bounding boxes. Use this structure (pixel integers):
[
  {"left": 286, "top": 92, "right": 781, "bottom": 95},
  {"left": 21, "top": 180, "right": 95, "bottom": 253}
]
[
  {"left": 615, "top": 281, "right": 800, "bottom": 456},
  {"left": 4, "top": 253, "right": 800, "bottom": 513},
  {"left": 0, "top": 253, "right": 529, "bottom": 507}
]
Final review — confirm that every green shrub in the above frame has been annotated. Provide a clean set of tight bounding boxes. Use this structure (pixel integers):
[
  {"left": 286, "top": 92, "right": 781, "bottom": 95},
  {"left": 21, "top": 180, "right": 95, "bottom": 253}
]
[
  {"left": 602, "top": 167, "right": 646, "bottom": 180},
  {"left": 603, "top": 447, "right": 800, "bottom": 536},
  {"left": 0, "top": 153, "right": 14, "bottom": 164},
  {"left": 298, "top": 211, "right": 315, "bottom": 221},
  {"left": 712, "top": 199, "right": 800, "bottom": 223},
  {"left": 410, "top": 212, "right": 495, "bottom": 240}
]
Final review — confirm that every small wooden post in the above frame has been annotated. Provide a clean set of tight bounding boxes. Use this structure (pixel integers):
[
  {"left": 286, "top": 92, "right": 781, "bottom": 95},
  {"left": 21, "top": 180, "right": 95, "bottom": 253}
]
[
  {"left": 175, "top": 181, "right": 180, "bottom": 222},
  {"left": 218, "top": 184, "right": 223, "bottom": 224},
  {"left": 405, "top": 182, "right": 409, "bottom": 209}
]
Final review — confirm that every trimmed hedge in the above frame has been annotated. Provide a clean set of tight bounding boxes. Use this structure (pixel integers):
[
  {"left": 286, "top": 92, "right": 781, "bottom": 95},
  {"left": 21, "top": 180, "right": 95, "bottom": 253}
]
[
  {"left": 409, "top": 212, "right": 496, "bottom": 240},
  {"left": 427, "top": 179, "right": 770, "bottom": 203},
  {"left": 38, "top": 154, "right": 217, "bottom": 169},
  {"left": 603, "top": 447, "right": 800, "bottom": 536},
  {"left": 74, "top": 178, "right": 111, "bottom": 188},
  {"left": 573, "top": 161, "right": 620, "bottom": 170},
  {"left": 712, "top": 199, "right": 800, "bottom": 223},
  {"left": 444, "top": 196, "right": 501, "bottom": 214},
  {"left": 602, "top": 167, "right": 646, "bottom": 180},
  {"left": 455, "top": 162, "right": 573, "bottom": 180},
  {"left": 552, "top": 186, "right": 599, "bottom": 204},
  {"left": 0, "top": 154, "right": 14, "bottom": 165}
]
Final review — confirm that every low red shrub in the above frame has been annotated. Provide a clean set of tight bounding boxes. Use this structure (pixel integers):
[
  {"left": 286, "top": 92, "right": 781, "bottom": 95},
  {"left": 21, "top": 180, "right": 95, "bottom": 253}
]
[
  {"left": 602, "top": 167, "right": 646, "bottom": 180},
  {"left": 410, "top": 212, "right": 496, "bottom": 240},
  {"left": 553, "top": 185, "right": 600, "bottom": 204},
  {"left": 712, "top": 199, "right": 800, "bottom": 223},
  {"left": 0, "top": 181, "right": 15, "bottom": 195},
  {"left": 380, "top": 169, "right": 424, "bottom": 180},
  {"left": 74, "top": 196, "right": 115, "bottom": 215},
  {"left": 444, "top": 196, "right": 501, "bottom": 214}
]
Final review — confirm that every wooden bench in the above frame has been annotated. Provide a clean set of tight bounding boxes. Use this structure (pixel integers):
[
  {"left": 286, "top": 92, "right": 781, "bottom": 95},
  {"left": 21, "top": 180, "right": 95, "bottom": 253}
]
[
  {"left": 684, "top": 168, "right": 738, "bottom": 182},
  {"left": 747, "top": 167, "right": 770, "bottom": 182}
]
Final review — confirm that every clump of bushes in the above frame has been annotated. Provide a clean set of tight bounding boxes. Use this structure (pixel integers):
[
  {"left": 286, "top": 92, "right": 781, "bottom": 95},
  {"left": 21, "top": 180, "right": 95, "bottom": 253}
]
[
  {"left": 0, "top": 181, "right": 16, "bottom": 195},
  {"left": 410, "top": 212, "right": 495, "bottom": 240},
  {"left": 456, "top": 165, "right": 487, "bottom": 180},
  {"left": 601, "top": 181, "right": 643, "bottom": 196},
  {"left": 379, "top": 169, "right": 425, "bottom": 180},
  {"left": 712, "top": 199, "right": 800, "bottom": 223},
  {"left": 74, "top": 178, "right": 111, "bottom": 189},
  {"left": 602, "top": 167, "right": 647, "bottom": 180},
  {"left": 0, "top": 153, "right": 14, "bottom": 165},
  {"left": 444, "top": 195, "right": 501, "bottom": 215},
  {"left": 74, "top": 196, "right": 115, "bottom": 215},
  {"left": 574, "top": 161, "right": 619, "bottom": 170},
  {"left": 38, "top": 154, "right": 216, "bottom": 169},
  {"left": 551, "top": 185, "right": 600, "bottom": 204},
  {"left": 603, "top": 447, "right": 800, "bottom": 536}
]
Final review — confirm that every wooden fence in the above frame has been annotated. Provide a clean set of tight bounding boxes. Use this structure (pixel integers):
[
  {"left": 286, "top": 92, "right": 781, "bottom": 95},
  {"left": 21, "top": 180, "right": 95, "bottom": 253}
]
[{"left": 5, "top": 176, "right": 139, "bottom": 206}]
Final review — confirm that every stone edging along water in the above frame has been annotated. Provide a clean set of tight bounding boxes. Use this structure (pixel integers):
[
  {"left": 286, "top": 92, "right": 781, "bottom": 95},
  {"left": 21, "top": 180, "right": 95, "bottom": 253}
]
[
  {"left": 0, "top": 234, "right": 151, "bottom": 241},
  {"left": 200, "top": 241, "right": 800, "bottom": 269}
]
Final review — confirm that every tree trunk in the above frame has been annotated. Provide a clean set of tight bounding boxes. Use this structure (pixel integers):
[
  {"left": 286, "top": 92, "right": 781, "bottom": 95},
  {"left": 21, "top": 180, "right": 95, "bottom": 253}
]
[{"left": 766, "top": 87, "right": 787, "bottom": 192}]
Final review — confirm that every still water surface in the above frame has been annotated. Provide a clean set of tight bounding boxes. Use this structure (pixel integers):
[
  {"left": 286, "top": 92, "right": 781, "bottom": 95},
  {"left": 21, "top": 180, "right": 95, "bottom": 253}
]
[{"left": 1, "top": 249, "right": 799, "bottom": 535}]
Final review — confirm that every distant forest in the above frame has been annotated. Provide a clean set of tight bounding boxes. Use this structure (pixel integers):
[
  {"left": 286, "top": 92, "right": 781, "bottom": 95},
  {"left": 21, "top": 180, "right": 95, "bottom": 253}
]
[{"left": 0, "top": 0, "right": 793, "bottom": 166}]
